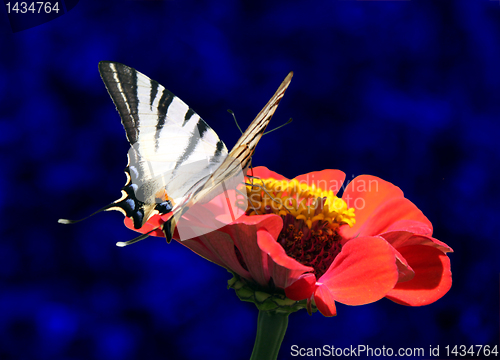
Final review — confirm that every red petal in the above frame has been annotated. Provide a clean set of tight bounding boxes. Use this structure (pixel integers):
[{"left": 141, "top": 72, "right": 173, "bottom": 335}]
[
  {"left": 284, "top": 273, "right": 316, "bottom": 301},
  {"left": 124, "top": 214, "right": 166, "bottom": 237},
  {"left": 257, "top": 229, "right": 314, "bottom": 290},
  {"left": 222, "top": 215, "right": 284, "bottom": 287},
  {"left": 294, "top": 170, "right": 346, "bottom": 196},
  {"left": 405, "top": 235, "right": 453, "bottom": 253},
  {"left": 177, "top": 237, "right": 227, "bottom": 267},
  {"left": 341, "top": 175, "right": 403, "bottom": 227},
  {"left": 314, "top": 287, "right": 337, "bottom": 317},
  {"left": 381, "top": 232, "right": 453, "bottom": 254},
  {"left": 315, "top": 236, "right": 399, "bottom": 306},
  {"left": 183, "top": 230, "right": 252, "bottom": 279},
  {"left": 341, "top": 197, "right": 431, "bottom": 239},
  {"left": 391, "top": 246, "right": 415, "bottom": 283},
  {"left": 385, "top": 219, "right": 433, "bottom": 236},
  {"left": 386, "top": 245, "right": 452, "bottom": 306},
  {"left": 177, "top": 214, "right": 283, "bottom": 285},
  {"left": 379, "top": 230, "right": 413, "bottom": 248},
  {"left": 373, "top": 232, "right": 417, "bottom": 283},
  {"left": 248, "top": 166, "right": 288, "bottom": 181}
]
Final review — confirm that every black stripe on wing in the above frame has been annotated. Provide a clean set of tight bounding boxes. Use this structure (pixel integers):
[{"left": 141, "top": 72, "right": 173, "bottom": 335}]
[
  {"left": 149, "top": 80, "right": 159, "bottom": 110},
  {"left": 174, "top": 119, "right": 209, "bottom": 170},
  {"left": 154, "top": 89, "right": 175, "bottom": 150},
  {"left": 214, "top": 140, "right": 225, "bottom": 159},
  {"left": 182, "top": 108, "right": 195, "bottom": 127},
  {"left": 99, "top": 61, "right": 142, "bottom": 144}
]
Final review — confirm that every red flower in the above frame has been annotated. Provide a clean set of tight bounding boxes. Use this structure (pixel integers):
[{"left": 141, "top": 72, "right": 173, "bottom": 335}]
[
  {"left": 124, "top": 167, "right": 452, "bottom": 317},
  {"left": 337, "top": 175, "right": 453, "bottom": 307}
]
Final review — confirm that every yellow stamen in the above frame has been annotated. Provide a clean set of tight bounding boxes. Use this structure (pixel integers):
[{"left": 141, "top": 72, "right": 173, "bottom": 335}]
[{"left": 246, "top": 177, "right": 355, "bottom": 230}]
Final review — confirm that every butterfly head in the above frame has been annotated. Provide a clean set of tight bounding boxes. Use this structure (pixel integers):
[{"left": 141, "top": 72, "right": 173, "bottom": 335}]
[{"left": 154, "top": 189, "right": 175, "bottom": 213}]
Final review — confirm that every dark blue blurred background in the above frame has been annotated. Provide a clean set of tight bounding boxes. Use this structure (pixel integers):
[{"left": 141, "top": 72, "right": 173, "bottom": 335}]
[{"left": 1, "top": 1, "right": 499, "bottom": 359}]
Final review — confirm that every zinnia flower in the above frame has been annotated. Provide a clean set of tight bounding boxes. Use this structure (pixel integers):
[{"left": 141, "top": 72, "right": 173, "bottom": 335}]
[{"left": 124, "top": 166, "right": 452, "bottom": 317}]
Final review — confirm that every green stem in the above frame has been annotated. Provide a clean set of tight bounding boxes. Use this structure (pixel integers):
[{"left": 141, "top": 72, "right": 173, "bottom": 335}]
[{"left": 250, "top": 310, "right": 289, "bottom": 360}]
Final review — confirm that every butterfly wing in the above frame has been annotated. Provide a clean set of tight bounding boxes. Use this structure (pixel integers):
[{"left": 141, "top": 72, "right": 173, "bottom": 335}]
[
  {"left": 98, "top": 61, "right": 228, "bottom": 228},
  {"left": 163, "top": 71, "right": 294, "bottom": 242}
]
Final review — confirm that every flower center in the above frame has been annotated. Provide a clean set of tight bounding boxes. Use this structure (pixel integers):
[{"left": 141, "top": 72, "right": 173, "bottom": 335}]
[{"left": 246, "top": 177, "right": 356, "bottom": 278}]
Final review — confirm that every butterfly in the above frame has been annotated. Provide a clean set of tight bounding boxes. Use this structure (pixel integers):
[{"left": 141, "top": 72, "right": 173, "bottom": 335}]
[{"left": 60, "top": 62, "right": 293, "bottom": 245}]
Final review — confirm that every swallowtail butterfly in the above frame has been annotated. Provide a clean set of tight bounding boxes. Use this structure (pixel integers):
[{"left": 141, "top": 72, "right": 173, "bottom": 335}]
[{"left": 60, "top": 62, "right": 292, "bottom": 245}]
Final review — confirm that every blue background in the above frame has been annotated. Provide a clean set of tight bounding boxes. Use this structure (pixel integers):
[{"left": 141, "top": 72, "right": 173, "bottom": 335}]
[{"left": 1, "top": 1, "right": 499, "bottom": 359}]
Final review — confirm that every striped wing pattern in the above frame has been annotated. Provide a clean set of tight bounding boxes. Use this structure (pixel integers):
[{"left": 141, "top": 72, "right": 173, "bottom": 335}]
[
  {"left": 98, "top": 61, "right": 228, "bottom": 228},
  {"left": 162, "top": 71, "right": 294, "bottom": 242}
]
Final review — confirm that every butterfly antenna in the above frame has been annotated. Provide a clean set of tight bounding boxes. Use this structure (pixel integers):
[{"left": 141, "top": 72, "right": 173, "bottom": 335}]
[
  {"left": 247, "top": 174, "right": 264, "bottom": 188},
  {"left": 58, "top": 203, "right": 115, "bottom": 224},
  {"left": 227, "top": 109, "right": 243, "bottom": 134},
  {"left": 246, "top": 174, "right": 261, "bottom": 180},
  {"left": 263, "top": 118, "right": 293, "bottom": 135},
  {"left": 247, "top": 162, "right": 255, "bottom": 187},
  {"left": 116, "top": 227, "right": 159, "bottom": 247}
]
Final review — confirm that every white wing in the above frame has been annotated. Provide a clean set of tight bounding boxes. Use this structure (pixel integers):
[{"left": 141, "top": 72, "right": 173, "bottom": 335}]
[{"left": 98, "top": 61, "right": 228, "bottom": 228}]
